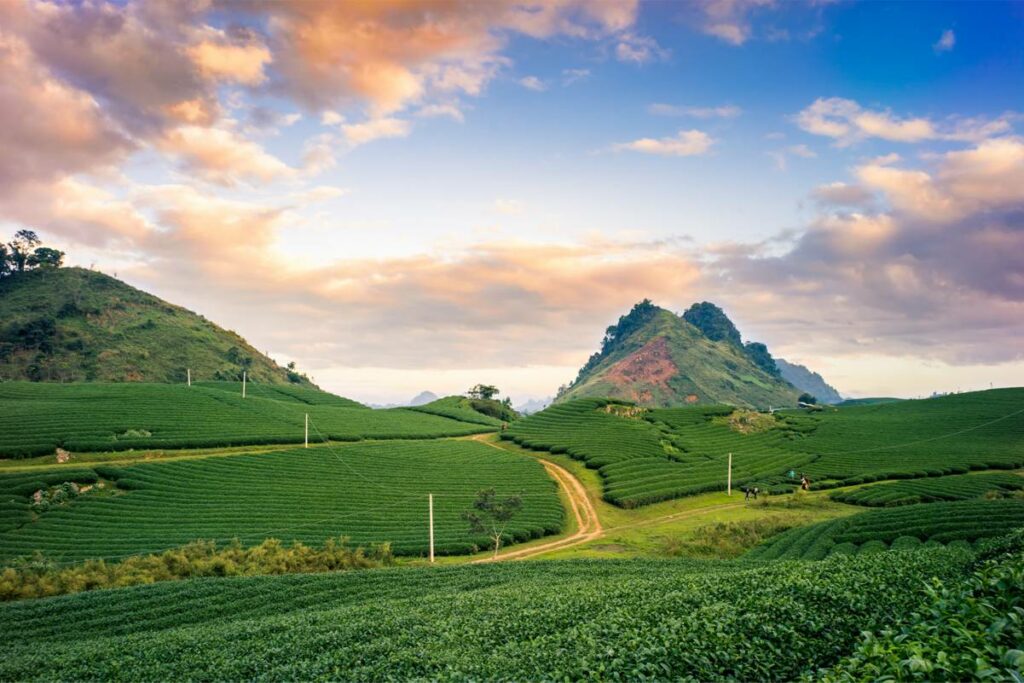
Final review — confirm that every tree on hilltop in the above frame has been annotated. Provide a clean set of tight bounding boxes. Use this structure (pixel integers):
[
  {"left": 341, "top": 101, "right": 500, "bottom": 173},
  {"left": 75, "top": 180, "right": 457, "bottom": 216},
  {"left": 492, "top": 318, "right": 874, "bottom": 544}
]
[
  {"left": 0, "top": 230, "right": 65, "bottom": 279},
  {"left": 467, "top": 384, "right": 499, "bottom": 400}
]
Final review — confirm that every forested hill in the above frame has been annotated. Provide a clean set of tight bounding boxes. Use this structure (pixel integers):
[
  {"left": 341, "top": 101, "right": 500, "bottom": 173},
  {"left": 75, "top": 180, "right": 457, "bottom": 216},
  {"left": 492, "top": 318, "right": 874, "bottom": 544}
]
[
  {"left": 0, "top": 267, "right": 312, "bottom": 386},
  {"left": 557, "top": 300, "right": 802, "bottom": 408}
]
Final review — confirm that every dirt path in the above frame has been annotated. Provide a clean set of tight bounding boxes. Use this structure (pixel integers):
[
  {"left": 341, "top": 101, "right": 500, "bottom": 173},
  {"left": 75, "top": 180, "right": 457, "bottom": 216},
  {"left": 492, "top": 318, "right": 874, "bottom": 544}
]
[
  {"left": 469, "top": 433, "right": 756, "bottom": 561},
  {"left": 470, "top": 435, "right": 602, "bottom": 562}
]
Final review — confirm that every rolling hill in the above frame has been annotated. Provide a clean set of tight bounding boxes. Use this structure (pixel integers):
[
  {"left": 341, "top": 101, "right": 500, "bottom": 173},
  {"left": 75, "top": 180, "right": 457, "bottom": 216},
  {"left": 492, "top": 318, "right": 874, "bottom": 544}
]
[
  {"left": 557, "top": 300, "right": 801, "bottom": 408},
  {"left": 0, "top": 267, "right": 308, "bottom": 385}
]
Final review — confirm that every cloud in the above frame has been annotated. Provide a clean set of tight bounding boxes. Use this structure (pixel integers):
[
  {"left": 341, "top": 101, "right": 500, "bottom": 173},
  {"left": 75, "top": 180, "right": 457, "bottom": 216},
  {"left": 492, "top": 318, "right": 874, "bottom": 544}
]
[
  {"left": 518, "top": 76, "right": 547, "bottom": 91},
  {"left": 340, "top": 117, "right": 412, "bottom": 146},
  {"left": 158, "top": 125, "right": 297, "bottom": 186},
  {"left": 796, "top": 97, "right": 1016, "bottom": 146},
  {"left": 613, "top": 130, "right": 714, "bottom": 156},
  {"left": 188, "top": 31, "right": 272, "bottom": 85},
  {"left": 811, "top": 182, "right": 875, "bottom": 208},
  {"left": 0, "top": 31, "right": 135, "bottom": 191},
  {"left": 648, "top": 103, "right": 742, "bottom": 118},
  {"left": 415, "top": 103, "right": 465, "bottom": 122},
  {"left": 614, "top": 33, "right": 670, "bottom": 63},
  {"left": 715, "top": 137, "right": 1024, "bottom": 365},
  {"left": 561, "top": 68, "right": 591, "bottom": 85},
  {"left": 237, "top": 1, "right": 640, "bottom": 114},
  {"left": 693, "top": 0, "right": 776, "bottom": 45},
  {"left": 934, "top": 29, "right": 955, "bottom": 53},
  {"left": 768, "top": 143, "right": 817, "bottom": 170}
]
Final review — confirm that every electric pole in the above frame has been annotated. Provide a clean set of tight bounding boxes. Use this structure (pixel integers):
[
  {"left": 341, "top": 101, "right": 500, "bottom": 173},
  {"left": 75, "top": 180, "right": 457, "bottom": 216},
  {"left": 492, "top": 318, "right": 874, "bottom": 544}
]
[
  {"left": 304, "top": 413, "right": 309, "bottom": 449},
  {"left": 242, "top": 371, "right": 247, "bottom": 399},
  {"left": 429, "top": 493, "right": 435, "bottom": 564},
  {"left": 187, "top": 368, "right": 191, "bottom": 387},
  {"left": 727, "top": 452, "right": 732, "bottom": 496}
]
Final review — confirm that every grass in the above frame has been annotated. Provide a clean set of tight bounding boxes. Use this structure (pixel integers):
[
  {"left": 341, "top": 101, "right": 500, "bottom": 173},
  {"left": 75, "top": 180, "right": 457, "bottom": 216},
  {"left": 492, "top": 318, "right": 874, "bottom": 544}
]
[
  {"left": 0, "top": 267, "right": 306, "bottom": 384},
  {"left": 831, "top": 471, "right": 1024, "bottom": 506},
  {"left": 0, "top": 440, "right": 563, "bottom": 563},
  {"left": 0, "top": 382, "right": 493, "bottom": 458}
]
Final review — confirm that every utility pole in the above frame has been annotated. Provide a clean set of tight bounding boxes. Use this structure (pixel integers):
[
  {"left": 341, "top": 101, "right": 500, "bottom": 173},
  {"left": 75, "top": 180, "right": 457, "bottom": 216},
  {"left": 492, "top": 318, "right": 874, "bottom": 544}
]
[
  {"left": 187, "top": 368, "right": 191, "bottom": 387},
  {"left": 428, "top": 493, "right": 435, "bottom": 564},
  {"left": 242, "top": 371, "right": 247, "bottom": 399},
  {"left": 727, "top": 452, "right": 732, "bottom": 496},
  {"left": 304, "top": 413, "right": 309, "bottom": 449}
]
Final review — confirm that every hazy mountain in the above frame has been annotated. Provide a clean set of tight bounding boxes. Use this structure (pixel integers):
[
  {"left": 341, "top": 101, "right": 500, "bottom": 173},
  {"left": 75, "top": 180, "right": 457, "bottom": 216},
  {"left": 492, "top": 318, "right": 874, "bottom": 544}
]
[
  {"left": 776, "top": 359, "right": 843, "bottom": 404},
  {"left": 515, "top": 397, "right": 552, "bottom": 415},
  {"left": 407, "top": 391, "right": 440, "bottom": 406}
]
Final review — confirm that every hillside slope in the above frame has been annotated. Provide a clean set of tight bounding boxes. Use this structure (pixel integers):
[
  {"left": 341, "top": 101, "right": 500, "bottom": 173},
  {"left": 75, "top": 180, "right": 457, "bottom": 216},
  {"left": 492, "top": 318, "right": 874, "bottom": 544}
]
[
  {"left": 0, "top": 267, "right": 307, "bottom": 385},
  {"left": 558, "top": 301, "right": 800, "bottom": 408},
  {"left": 776, "top": 359, "right": 843, "bottom": 403}
]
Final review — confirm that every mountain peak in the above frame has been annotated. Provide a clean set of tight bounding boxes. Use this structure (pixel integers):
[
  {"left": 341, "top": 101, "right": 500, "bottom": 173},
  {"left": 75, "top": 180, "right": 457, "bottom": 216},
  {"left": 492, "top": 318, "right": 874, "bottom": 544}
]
[{"left": 558, "top": 300, "right": 798, "bottom": 408}]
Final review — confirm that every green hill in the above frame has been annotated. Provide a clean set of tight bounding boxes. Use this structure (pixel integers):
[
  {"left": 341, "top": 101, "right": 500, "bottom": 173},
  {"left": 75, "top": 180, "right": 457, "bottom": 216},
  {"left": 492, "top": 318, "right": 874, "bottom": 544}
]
[
  {"left": 0, "top": 382, "right": 493, "bottom": 458},
  {"left": 557, "top": 300, "right": 801, "bottom": 409},
  {"left": 775, "top": 359, "right": 843, "bottom": 404},
  {"left": 410, "top": 396, "right": 519, "bottom": 426},
  {"left": 0, "top": 267, "right": 308, "bottom": 385}
]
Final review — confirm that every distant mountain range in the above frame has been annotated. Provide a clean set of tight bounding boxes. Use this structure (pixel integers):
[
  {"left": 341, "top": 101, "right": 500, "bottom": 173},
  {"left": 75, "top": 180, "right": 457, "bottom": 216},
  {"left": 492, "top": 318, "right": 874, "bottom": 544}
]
[
  {"left": 557, "top": 300, "right": 840, "bottom": 408},
  {"left": 0, "top": 267, "right": 311, "bottom": 386},
  {"left": 515, "top": 397, "right": 552, "bottom": 415}
]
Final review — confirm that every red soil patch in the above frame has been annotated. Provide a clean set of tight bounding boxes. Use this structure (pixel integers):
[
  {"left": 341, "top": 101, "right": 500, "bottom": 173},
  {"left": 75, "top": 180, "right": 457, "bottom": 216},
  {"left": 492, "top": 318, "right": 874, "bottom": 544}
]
[{"left": 604, "top": 337, "right": 678, "bottom": 401}]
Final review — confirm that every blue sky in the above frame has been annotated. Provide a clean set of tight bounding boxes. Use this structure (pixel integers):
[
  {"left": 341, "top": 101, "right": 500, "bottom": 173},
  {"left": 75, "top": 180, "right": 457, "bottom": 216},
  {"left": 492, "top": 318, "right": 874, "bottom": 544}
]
[{"left": 2, "top": 0, "right": 1023, "bottom": 403}]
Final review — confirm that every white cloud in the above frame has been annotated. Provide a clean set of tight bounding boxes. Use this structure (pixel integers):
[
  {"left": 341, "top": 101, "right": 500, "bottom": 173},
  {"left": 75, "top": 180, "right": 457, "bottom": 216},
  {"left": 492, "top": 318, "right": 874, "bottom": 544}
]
[
  {"left": 615, "top": 33, "right": 670, "bottom": 63},
  {"left": 561, "top": 68, "right": 591, "bottom": 86},
  {"left": 613, "top": 129, "right": 714, "bottom": 157},
  {"left": 518, "top": 76, "right": 547, "bottom": 91},
  {"left": 648, "top": 103, "right": 742, "bottom": 118},
  {"left": 340, "top": 117, "right": 412, "bottom": 146},
  {"left": 321, "top": 110, "right": 344, "bottom": 125},
  {"left": 934, "top": 29, "right": 955, "bottom": 53},
  {"left": 158, "top": 125, "right": 296, "bottom": 186},
  {"left": 416, "top": 103, "right": 465, "bottom": 122},
  {"left": 768, "top": 144, "right": 816, "bottom": 170},
  {"left": 795, "top": 97, "right": 1016, "bottom": 146}
]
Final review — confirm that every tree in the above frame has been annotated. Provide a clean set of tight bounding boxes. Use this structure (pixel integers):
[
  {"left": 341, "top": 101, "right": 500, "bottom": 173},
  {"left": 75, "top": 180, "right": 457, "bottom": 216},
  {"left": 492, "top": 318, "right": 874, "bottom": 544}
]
[
  {"left": 744, "top": 341, "right": 781, "bottom": 377},
  {"left": 8, "top": 230, "right": 40, "bottom": 273},
  {"left": 27, "top": 247, "right": 64, "bottom": 269},
  {"left": 0, "top": 244, "right": 9, "bottom": 279},
  {"left": 463, "top": 488, "right": 523, "bottom": 559},
  {"left": 467, "top": 383, "right": 499, "bottom": 400},
  {"left": 798, "top": 393, "right": 818, "bottom": 405},
  {"left": 682, "top": 301, "right": 742, "bottom": 347}
]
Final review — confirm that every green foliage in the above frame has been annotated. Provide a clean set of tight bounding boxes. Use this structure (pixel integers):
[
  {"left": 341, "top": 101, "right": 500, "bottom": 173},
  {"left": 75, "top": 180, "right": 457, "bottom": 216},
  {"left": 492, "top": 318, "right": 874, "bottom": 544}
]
[
  {"left": 0, "top": 266, "right": 312, "bottom": 384},
  {"left": 0, "top": 382, "right": 493, "bottom": 458},
  {"left": 463, "top": 488, "right": 524, "bottom": 557},
  {"left": 832, "top": 472, "right": 1024, "bottom": 507},
  {"left": 682, "top": 301, "right": 742, "bottom": 346},
  {"left": 819, "top": 531, "right": 1024, "bottom": 681},
  {"left": 409, "top": 396, "right": 515, "bottom": 426},
  {"left": 0, "top": 536, "right": 393, "bottom": 602},
  {"left": 466, "top": 383, "right": 499, "bottom": 400},
  {"left": 747, "top": 499, "right": 1024, "bottom": 560},
  {"left": 0, "top": 547, "right": 976, "bottom": 680},
  {"left": 799, "top": 392, "right": 818, "bottom": 405},
  {"left": 571, "top": 298, "right": 660, "bottom": 385},
  {"left": 0, "top": 441, "right": 561, "bottom": 562},
  {"left": 744, "top": 341, "right": 781, "bottom": 376}
]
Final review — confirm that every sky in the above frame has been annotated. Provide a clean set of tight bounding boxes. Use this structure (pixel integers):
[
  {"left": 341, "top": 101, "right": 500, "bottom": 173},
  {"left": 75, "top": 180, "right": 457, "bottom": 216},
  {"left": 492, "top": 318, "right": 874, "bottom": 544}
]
[{"left": 1, "top": 0, "right": 1023, "bottom": 404}]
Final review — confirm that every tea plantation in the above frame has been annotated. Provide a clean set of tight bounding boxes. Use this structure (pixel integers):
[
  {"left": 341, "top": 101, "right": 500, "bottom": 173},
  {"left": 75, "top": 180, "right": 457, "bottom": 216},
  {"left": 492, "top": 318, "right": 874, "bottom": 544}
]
[
  {"left": 0, "top": 546, "right": 988, "bottom": 680},
  {"left": 0, "top": 441, "right": 562, "bottom": 562},
  {"left": 0, "top": 382, "right": 493, "bottom": 458},
  {"left": 747, "top": 499, "right": 1024, "bottom": 560},
  {"left": 506, "top": 389, "right": 1024, "bottom": 507},
  {"left": 831, "top": 471, "right": 1024, "bottom": 507}
]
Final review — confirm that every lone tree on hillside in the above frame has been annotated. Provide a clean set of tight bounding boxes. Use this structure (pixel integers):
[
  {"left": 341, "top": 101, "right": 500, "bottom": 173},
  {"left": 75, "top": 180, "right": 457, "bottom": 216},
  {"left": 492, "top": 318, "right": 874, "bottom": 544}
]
[
  {"left": 467, "top": 383, "right": 499, "bottom": 400},
  {"left": 798, "top": 393, "right": 818, "bottom": 405},
  {"left": 463, "top": 488, "right": 523, "bottom": 559},
  {"left": 0, "top": 230, "right": 64, "bottom": 279}
]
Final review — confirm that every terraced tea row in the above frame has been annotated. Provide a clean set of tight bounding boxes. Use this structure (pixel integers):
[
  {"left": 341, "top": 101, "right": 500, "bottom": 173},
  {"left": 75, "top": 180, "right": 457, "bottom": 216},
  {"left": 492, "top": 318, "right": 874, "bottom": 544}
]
[
  {"left": 0, "top": 548, "right": 977, "bottom": 680},
  {"left": 747, "top": 499, "right": 1024, "bottom": 560},
  {"left": 795, "top": 388, "right": 1024, "bottom": 485},
  {"left": 0, "top": 383, "right": 492, "bottom": 458},
  {"left": 0, "top": 441, "right": 562, "bottom": 562},
  {"left": 831, "top": 472, "right": 1024, "bottom": 507}
]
